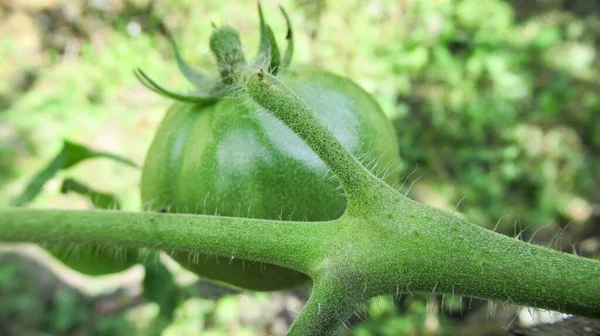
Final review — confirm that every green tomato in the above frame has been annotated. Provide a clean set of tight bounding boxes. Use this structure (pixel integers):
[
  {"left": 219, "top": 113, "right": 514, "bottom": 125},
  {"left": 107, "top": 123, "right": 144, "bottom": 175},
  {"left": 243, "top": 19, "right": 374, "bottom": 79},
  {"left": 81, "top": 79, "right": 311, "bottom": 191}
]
[
  {"left": 141, "top": 65, "right": 400, "bottom": 290},
  {"left": 138, "top": 7, "right": 400, "bottom": 290},
  {"left": 47, "top": 244, "right": 138, "bottom": 276}
]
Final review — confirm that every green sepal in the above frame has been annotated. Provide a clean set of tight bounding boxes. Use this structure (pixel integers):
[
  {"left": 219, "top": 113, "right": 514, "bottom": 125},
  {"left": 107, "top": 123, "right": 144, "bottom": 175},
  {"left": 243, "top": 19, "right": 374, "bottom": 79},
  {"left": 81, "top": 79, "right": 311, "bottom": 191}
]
[
  {"left": 160, "top": 24, "right": 211, "bottom": 89},
  {"left": 279, "top": 5, "right": 294, "bottom": 70},
  {"left": 266, "top": 25, "right": 281, "bottom": 74},
  {"left": 134, "top": 68, "right": 221, "bottom": 105},
  {"left": 12, "top": 140, "right": 137, "bottom": 207},
  {"left": 251, "top": 3, "right": 272, "bottom": 70},
  {"left": 60, "top": 178, "right": 122, "bottom": 210},
  {"left": 251, "top": 5, "right": 294, "bottom": 74}
]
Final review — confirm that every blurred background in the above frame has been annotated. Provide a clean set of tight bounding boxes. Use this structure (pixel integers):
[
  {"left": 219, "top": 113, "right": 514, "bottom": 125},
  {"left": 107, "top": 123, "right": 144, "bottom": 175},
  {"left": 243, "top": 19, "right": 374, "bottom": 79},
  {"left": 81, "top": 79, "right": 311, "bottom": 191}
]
[{"left": 1, "top": 0, "right": 599, "bottom": 334}]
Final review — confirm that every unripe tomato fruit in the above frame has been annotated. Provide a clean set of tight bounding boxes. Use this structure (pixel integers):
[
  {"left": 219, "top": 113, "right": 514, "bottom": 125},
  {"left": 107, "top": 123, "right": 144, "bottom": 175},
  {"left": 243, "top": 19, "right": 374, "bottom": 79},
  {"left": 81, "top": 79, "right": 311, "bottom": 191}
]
[
  {"left": 48, "top": 244, "right": 138, "bottom": 275},
  {"left": 138, "top": 7, "right": 400, "bottom": 290}
]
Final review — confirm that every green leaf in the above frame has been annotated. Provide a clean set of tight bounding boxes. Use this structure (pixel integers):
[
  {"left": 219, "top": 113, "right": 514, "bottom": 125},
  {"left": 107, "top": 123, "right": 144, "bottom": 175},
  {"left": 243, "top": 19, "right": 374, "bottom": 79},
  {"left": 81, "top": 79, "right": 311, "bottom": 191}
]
[
  {"left": 60, "top": 178, "right": 122, "bottom": 210},
  {"left": 12, "top": 140, "right": 137, "bottom": 206},
  {"left": 142, "top": 250, "right": 179, "bottom": 320}
]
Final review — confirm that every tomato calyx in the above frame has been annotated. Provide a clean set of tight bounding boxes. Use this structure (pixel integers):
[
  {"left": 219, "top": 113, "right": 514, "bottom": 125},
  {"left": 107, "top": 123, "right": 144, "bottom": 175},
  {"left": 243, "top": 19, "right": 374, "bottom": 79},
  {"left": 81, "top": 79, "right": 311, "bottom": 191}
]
[{"left": 135, "top": 4, "right": 294, "bottom": 107}]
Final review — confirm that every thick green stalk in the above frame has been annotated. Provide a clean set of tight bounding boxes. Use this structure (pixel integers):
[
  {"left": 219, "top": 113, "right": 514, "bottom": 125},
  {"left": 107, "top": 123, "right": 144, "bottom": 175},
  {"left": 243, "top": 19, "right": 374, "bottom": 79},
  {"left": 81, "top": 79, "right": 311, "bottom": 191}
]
[
  {"left": 288, "top": 278, "right": 363, "bottom": 336},
  {"left": 319, "top": 188, "right": 600, "bottom": 318},
  {"left": 245, "top": 70, "right": 378, "bottom": 203},
  {"left": 243, "top": 67, "right": 600, "bottom": 329},
  {"left": 0, "top": 208, "right": 329, "bottom": 275}
]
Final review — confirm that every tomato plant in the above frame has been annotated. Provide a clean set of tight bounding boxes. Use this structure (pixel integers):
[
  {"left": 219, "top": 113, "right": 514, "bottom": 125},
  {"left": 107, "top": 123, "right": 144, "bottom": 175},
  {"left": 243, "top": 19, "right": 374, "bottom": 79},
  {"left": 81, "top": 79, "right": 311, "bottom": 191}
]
[
  {"left": 138, "top": 7, "right": 399, "bottom": 291},
  {"left": 1, "top": 4, "right": 599, "bottom": 336}
]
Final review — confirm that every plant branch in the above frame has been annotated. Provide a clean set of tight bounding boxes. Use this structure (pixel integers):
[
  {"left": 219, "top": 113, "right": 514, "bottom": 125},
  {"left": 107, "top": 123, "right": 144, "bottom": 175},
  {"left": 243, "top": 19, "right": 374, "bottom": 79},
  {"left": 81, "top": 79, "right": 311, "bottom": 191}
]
[
  {"left": 288, "top": 278, "right": 363, "bottom": 336},
  {"left": 245, "top": 70, "right": 379, "bottom": 203},
  {"left": 323, "top": 191, "right": 600, "bottom": 319},
  {"left": 244, "top": 66, "right": 600, "bottom": 319},
  {"left": 0, "top": 208, "right": 331, "bottom": 276}
]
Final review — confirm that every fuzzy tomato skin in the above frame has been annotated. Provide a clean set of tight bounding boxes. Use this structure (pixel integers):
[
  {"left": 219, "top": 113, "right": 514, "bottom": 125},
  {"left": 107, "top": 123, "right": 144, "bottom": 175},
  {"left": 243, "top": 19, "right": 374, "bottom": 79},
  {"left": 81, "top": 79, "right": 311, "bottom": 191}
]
[{"left": 141, "top": 66, "right": 399, "bottom": 290}]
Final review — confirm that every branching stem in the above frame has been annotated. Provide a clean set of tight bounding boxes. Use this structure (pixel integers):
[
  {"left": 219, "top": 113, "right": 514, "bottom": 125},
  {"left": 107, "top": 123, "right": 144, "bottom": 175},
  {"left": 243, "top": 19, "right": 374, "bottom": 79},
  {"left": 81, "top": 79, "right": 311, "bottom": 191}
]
[{"left": 288, "top": 278, "right": 363, "bottom": 335}]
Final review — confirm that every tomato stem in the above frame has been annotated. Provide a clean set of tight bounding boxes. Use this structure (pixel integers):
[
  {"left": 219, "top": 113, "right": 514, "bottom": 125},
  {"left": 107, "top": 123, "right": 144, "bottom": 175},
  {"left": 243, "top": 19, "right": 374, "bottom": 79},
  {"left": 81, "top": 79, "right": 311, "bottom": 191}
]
[
  {"left": 0, "top": 208, "right": 331, "bottom": 277},
  {"left": 243, "top": 63, "right": 600, "bottom": 329},
  {"left": 245, "top": 70, "right": 382, "bottom": 205},
  {"left": 288, "top": 278, "right": 363, "bottom": 336}
]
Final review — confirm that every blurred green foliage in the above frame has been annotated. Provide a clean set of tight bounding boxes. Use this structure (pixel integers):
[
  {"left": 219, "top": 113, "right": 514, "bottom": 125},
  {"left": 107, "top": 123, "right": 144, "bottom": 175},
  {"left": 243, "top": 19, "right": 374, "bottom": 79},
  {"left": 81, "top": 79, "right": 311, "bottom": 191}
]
[
  {"left": 0, "top": 0, "right": 599, "bottom": 335},
  {"left": 0, "top": 253, "right": 136, "bottom": 335},
  {"left": 379, "top": 0, "right": 600, "bottom": 237}
]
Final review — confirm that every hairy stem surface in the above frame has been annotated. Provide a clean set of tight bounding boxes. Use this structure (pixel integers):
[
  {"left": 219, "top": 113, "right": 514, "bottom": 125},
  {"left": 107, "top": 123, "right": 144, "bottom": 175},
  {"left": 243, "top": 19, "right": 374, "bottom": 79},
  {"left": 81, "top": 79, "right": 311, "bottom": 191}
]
[
  {"left": 0, "top": 208, "right": 331, "bottom": 275},
  {"left": 288, "top": 278, "right": 363, "bottom": 335},
  {"left": 243, "top": 66, "right": 600, "bottom": 324},
  {"left": 245, "top": 70, "right": 379, "bottom": 203}
]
